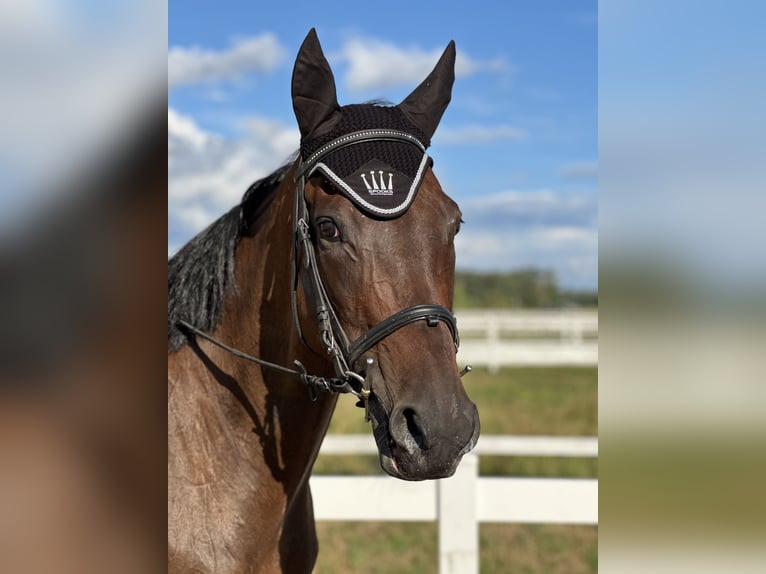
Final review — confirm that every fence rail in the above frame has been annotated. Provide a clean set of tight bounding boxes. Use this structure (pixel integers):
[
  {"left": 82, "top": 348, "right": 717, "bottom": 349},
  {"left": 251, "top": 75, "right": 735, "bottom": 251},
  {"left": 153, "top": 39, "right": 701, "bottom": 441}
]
[
  {"left": 312, "top": 434, "right": 598, "bottom": 574},
  {"left": 454, "top": 309, "right": 598, "bottom": 369}
]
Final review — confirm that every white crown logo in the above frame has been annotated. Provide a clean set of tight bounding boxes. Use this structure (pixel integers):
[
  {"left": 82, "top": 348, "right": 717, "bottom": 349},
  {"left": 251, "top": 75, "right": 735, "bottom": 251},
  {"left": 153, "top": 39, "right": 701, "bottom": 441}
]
[{"left": 361, "top": 170, "right": 394, "bottom": 195}]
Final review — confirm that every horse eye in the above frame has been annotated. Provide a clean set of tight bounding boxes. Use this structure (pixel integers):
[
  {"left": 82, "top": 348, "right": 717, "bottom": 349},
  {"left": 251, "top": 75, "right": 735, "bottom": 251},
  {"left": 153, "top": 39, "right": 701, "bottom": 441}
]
[{"left": 317, "top": 219, "right": 341, "bottom": 241}]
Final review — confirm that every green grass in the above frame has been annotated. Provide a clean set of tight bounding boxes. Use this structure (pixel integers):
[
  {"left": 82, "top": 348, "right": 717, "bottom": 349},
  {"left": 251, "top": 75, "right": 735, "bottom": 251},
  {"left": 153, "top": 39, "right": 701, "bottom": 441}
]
[
  {"left": 313, "top": 367, "right": 598, "bottom": 572},
  {"left": 314, "top": 522, "right": 437, "bottom": 574},
  {"left": 314, "top": 522, "right": 598, "bottom": 574},
  {"left": 461, "top": 366, "right": 597, "bottom": 436},
  {"left": 480, "top": 524, "right": 598, "bottom": 574}
]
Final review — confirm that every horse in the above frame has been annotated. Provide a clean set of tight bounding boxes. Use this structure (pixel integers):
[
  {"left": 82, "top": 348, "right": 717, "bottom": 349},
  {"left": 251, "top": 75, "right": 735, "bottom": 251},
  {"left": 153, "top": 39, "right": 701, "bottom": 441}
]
[{"left": 168, "top": 29, "right": 480, "bottom": 573}]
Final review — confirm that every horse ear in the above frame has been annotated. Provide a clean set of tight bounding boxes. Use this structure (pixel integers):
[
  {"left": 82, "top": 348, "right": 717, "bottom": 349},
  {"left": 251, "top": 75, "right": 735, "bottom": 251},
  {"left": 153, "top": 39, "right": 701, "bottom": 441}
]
[
  {"left": 398, "top": 41, "right": 456, "bottom": 141},
  {"left": 291, "top": 28, "right": 341, "bottom": 141}
]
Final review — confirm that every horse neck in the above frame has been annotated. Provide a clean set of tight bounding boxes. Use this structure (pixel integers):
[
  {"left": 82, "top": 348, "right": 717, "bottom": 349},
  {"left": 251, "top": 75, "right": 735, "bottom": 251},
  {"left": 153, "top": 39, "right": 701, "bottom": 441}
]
[{"left": 209, "top": 166, "right": 338, "bottom": 491}]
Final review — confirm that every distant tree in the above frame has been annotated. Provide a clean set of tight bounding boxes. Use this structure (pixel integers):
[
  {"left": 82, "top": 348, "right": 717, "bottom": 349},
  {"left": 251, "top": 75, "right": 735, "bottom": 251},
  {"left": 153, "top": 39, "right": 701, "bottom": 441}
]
[
  {"left": 559, "top": 290, "right": 599, "bottom": 308},
  {"left": 453, "top": 269, "right": 597, "bottom": 309}
]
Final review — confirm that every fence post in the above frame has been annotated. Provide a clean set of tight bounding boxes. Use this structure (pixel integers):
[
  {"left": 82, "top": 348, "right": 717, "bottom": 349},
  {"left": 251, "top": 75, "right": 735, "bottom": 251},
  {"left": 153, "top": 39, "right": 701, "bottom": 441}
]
[{"left": 438, "top": 452, "right": 479, "bottom": 574}]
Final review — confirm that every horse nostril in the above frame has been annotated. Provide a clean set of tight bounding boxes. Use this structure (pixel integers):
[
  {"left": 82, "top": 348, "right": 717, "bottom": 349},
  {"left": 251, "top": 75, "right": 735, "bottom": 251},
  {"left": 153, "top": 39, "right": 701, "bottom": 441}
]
[{"left": 403, "top": 408, "right": 428, "bottom": 450}]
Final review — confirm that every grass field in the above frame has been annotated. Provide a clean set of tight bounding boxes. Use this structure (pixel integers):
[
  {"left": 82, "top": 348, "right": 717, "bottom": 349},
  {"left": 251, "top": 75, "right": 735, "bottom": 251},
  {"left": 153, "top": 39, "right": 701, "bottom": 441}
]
[
  {"left": 314, "top": 523, "right": 598, "bottom": 574},
  {"left": 313, "top": 366, "right": 598, "bottom": 573}
]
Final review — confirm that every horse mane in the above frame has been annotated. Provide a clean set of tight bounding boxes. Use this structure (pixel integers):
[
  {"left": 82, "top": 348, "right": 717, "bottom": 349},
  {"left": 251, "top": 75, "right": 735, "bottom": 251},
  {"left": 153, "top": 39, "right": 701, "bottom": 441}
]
[{"left": 168, "top": 160, "right": 294, "bottom": 352}]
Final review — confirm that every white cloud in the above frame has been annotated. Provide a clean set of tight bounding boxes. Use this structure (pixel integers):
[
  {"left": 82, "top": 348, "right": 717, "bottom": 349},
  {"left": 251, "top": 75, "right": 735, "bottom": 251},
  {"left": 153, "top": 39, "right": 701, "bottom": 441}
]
[
  {"left": 455, "top": 226, "right": 597, "bottom": 288},
  {"left": 174, "top": 203, "right": 218, "bottom": 231},
  {"left": 168, "top": 33, "right": 285, "bottom": 88},
  {"left": 456, "top": 225, "right": 597, "bottom": 259},
  {"left": 560, "top": 161, "right": 598, "bottom": 180},
  {"left": 167, "top": 107, "right": 299, "bottom": 251},
  {"left": 339, "top": 38, "right": 508, "bottom": 91},
  {"left": 0, "top": 0, "right": 165, "bottom": 232},
  {"left": 460, "top": 189, "right": 596, "bottom": 228},
  {"left": 436, "top": 124, "right": 527, "bottom": 144},
  {"left": 454, "top": 189, "right": 598, "bottom": 288},
  {"left": 534, "top": 226, "right": 598, "bottom": 247},
  {"left": 167, "top": 108, "right": 209, "bottom": 149}
]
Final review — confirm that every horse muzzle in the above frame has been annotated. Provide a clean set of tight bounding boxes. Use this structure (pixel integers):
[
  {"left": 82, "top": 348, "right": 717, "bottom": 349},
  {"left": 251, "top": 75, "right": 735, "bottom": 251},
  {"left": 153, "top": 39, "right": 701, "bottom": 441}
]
[{"left": 368, "top": 389, "right": 480, "bottom": 481}]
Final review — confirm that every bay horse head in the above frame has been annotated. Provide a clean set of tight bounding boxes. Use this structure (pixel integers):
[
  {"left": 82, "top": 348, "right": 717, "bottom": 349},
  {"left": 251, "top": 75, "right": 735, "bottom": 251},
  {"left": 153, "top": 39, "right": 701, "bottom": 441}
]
[
  {"left": 169, "top": 29, "right": 482, "bottom": 570},
  {"left": 290, "top": 30, "right": 479, "bottom": 480}
]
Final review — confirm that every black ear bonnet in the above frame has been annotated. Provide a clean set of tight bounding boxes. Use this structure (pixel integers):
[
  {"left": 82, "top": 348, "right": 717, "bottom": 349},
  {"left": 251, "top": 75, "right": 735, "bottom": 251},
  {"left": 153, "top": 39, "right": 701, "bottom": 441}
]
[
  {"left": 292, "top": 28, "right": 454, "bottom": 219},
  {"left": 300, "top": 104, "right": 430, "bottom": 219}
]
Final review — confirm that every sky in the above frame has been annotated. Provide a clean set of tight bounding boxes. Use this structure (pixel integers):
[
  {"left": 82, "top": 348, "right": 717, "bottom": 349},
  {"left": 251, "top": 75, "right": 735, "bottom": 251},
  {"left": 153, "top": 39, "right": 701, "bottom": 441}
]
[
  {"left": 600, "top": 1, "right": 766, "bottom": 290},
  {"left": 0, "top": 0, "right": 165, "bottom": 236},
  {"left": 168, "top": 0, "right": 597, "bottom": 289}
]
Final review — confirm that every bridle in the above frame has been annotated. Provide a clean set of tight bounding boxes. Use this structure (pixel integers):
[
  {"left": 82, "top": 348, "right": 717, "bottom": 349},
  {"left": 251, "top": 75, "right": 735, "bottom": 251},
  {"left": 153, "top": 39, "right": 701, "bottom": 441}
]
[{"left": 179, "top": 130, "right": 469, "bottom": 417}]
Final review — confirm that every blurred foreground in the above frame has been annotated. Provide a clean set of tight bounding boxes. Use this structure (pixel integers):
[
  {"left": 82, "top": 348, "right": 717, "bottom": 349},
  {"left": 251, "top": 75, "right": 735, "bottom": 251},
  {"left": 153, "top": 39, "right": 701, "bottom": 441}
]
[
  {"left": 600, "top": 1, "right": 766, "bottom": 571},
  {"left": 0, "top": 109, "right": 167, "bottom": 572},
  {"left": 0, "top": 2, "right": 166, "bottom": 572}
]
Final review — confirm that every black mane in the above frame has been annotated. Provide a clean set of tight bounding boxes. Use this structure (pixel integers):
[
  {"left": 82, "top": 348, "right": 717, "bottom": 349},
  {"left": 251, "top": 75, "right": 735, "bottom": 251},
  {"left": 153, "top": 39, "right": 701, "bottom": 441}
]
[{"left": 168, "top": 162, "right": 293, "bottom": 352}]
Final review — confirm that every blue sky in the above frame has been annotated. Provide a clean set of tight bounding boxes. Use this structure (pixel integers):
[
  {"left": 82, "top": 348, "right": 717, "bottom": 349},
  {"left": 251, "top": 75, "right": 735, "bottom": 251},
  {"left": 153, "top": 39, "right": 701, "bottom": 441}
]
[
  {"left": 600, "top": 1, "right": 766, "bottom": 290},
  {"left": 168, "top": 0, "right": 597, "bottom": 289}
]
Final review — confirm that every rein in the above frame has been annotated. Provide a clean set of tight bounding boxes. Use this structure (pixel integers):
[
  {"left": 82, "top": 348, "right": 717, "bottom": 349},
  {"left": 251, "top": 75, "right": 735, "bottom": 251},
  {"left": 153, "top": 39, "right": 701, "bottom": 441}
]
[
  {"left": 176, "top": 319, "right": 357, "bottom": 400},
  {"left": 178, "top": 130, "right": 469, "bottom": 415}
]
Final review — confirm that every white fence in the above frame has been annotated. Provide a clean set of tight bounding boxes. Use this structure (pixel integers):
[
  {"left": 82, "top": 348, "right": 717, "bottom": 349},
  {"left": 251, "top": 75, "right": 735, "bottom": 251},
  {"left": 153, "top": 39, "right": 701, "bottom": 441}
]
[
  {"left": 455, "top": 309, "right": 598, "bottom": 369},
  {"left": 311, "top": 434, "right": 598, "bottom": 574}
]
